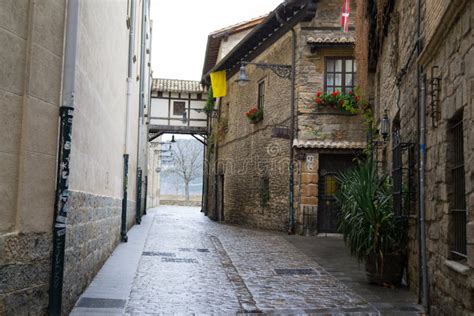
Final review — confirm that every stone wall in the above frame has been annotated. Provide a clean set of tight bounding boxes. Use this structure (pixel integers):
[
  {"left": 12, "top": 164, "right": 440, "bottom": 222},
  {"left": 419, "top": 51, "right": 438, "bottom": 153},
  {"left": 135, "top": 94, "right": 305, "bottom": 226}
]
[
  {"left": 0, "top": 233, "right": 52, "bottom": 315},
  {"left": 62, "top": 191, "right": 131, "bottom": 313},
  {"left": 419, "top": 1, "right": 474, "bottom": 314},
  {"left": 207, "top": 33, "right": 293, "bottom": 231},
  {"left": 356, "top": 0, "right": 474, "bottom": 313},
  {"left": 0, "top": 0, "right": 65, "bottom": 314}
]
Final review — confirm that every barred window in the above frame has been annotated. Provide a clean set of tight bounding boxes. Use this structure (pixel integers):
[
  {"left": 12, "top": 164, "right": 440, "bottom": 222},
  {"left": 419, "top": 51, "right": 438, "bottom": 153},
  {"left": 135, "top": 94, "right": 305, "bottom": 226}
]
[
  {"left": 324, "top": 57, "right": 356, "bottom": 93},
  {"left": 448, "top": 114, "right": 467, "bottom": 261}
]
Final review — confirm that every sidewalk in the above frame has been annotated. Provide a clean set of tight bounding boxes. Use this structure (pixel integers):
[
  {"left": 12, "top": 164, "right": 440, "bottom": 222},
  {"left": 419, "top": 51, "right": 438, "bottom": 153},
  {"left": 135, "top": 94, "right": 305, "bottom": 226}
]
[
  {"left": 69, "top": 206, "right": 423, "bottom": 315},
  {"left": 285, "top": 235, "right": 424, "bottom": 315},
  {"left": 70, "top": 211, "right": 154, "bottom": 315}
]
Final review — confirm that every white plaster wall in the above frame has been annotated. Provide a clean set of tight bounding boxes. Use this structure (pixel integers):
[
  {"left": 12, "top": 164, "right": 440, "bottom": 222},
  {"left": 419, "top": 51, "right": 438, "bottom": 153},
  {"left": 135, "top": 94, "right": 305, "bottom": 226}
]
[
  {"left": 150, "top": 93, "right": 207, "bottom": 127},
  {"left": 69, "top": 0, "right": 141, "bottom": 200},
  {"left": 217, "top": 29, "right": 253, "bottom": 62}
]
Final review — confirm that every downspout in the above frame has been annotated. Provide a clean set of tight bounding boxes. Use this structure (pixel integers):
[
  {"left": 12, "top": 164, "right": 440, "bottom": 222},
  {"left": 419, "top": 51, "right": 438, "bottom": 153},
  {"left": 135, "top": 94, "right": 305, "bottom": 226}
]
[
  {"left": 135, "top": 0, "right": 147, "bottom": 224},
  {"left": 121, "top": 0, "right": 136, "bottom": 243},
  {"left": 288, "top": 27, "right": 297, "bottom": 234},
  {"left": 49, "top": 0, "right": 79, "bottom": 314},
  {"left": 214, "top": 99, "right": 221, "bottom": 220},
  {"left": 417, "top": 0, "right": 429, "bottom": 311}
]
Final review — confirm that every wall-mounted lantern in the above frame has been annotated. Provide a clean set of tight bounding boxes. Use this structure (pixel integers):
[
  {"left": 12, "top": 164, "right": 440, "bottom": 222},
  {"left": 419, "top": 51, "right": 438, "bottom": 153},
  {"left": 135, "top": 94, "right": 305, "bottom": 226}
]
[
  {"left": 380, "top": 110, "right": 390, "bottom": 141},
  {"left": 236, "top": 64, "right": 250, "bottom": 86}
]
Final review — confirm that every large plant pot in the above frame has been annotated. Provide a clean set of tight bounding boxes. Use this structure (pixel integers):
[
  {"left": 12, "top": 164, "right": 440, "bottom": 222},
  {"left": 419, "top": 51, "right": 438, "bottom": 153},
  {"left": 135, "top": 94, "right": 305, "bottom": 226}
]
[{"left": 365, "top": 252, "right": 404, "bottom": 285}]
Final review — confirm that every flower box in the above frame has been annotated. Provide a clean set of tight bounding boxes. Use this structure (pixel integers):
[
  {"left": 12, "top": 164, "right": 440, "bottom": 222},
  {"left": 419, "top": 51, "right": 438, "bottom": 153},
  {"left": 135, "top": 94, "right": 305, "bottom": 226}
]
[
  {"left": 245, "top": 106, "right": 263, "bottom": 124},
  {"left": 314, "top": 90, "right": 361, "bottom": 114}
]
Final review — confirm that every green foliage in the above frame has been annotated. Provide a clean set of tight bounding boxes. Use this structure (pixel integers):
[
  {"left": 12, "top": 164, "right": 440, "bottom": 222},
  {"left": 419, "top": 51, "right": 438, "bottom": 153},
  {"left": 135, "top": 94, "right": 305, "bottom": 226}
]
[
  {"left": 244, "top": 107, "right": 264, "bottom": 123},
  {"left": 207, "top": 128, "right": 216, "bottom": 158},
  {"left": 204, "top": 87, "right": 215, "bottom": 114},
  {"left": 314, "top": 90, "right": 360, "bottom": 114},
  {"left": 336, "top": 159, "right": 407, "bottom": 264}
]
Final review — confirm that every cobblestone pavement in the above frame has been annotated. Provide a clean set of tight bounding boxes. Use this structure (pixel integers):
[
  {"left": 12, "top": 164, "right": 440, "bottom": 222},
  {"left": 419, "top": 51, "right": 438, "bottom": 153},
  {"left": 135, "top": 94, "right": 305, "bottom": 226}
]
[{"left": 125, "top": 206, "right": 378, "bottom": 315}]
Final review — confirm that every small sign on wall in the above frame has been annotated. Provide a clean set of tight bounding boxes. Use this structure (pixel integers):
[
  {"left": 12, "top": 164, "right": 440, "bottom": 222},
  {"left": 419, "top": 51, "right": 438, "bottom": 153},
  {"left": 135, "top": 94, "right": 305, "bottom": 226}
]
[{"left": 306, "top": 154, "right": 316, "bottom": 171}]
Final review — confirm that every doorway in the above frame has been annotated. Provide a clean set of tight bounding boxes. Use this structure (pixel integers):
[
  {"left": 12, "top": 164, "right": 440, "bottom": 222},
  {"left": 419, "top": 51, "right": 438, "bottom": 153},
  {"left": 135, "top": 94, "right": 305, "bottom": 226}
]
[{"left": 317, "top": 154, "right": 357, "bottom": 233}]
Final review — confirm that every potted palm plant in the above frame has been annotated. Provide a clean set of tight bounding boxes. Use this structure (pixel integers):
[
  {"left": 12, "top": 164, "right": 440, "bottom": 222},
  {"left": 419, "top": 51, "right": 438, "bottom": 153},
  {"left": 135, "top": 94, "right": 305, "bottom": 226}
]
[{"left": 337, "top": 159, "right": 406, "bottom": 285}]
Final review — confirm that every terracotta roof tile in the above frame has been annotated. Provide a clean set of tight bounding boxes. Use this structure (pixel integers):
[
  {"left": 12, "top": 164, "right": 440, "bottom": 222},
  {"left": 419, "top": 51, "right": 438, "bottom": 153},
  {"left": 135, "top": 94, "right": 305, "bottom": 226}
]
[
  {"left": 306, "top": 31, "right": 355, "bottom": 44},
  {"left": 152, "top": 79, "right": 206, "bottom": 93},
  {"left": 293, "top": 139, "right": 366, "bottom": 149}
]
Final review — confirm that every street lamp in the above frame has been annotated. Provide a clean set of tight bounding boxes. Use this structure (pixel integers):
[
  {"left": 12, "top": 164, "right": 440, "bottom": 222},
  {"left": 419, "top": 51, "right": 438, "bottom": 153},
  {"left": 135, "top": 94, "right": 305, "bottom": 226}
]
[
  {"left": 380, "top": 110, "right": 390, "bottom": 141},
  {"left": 236, "top": 64, "right": 250, "bottom": 86}
]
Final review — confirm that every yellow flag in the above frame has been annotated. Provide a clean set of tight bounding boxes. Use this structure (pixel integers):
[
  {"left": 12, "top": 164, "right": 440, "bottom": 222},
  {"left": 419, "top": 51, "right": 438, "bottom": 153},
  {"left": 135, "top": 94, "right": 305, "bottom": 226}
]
[{"left": 210, "top": 70, "right": 227, "bottom": 98}]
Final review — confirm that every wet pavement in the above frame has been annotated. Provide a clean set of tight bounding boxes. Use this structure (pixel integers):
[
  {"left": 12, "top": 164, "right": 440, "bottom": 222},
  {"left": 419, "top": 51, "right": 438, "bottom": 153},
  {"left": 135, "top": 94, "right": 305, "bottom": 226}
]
[{"left": 71, "top": 206, "right": 423, "bottom": 315}]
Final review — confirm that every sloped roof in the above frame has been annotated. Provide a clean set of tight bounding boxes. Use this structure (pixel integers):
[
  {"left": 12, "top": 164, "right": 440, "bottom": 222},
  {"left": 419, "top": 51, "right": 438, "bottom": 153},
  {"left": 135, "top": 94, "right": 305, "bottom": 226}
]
[
  {"left": 202, "top": 15, "right": 267, "bottom": 79},
  {"left": 202, "top": 0, "right": 318, "bottom": 83},
  {"left": 307, "top": 31, "right": 355, "bottom": 45},
  {"left": 152, "top": 79, "right": 206, "bottom": 93},
  {"left": 293, "top": 139, "right": 366, "bottom": 149}
]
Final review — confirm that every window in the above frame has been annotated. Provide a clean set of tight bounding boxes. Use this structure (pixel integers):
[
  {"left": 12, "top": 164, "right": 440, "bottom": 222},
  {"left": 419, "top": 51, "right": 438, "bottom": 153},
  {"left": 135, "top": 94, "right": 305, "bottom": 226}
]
[
  {"left": 448, "top": 114, "right": 467, "bottom": 260},
  {"left": 260, "top": 175, "right": 270, "bottom": 207},
  {"left": 173, "top": 101, "right": 186, "bottom": 116},
  {"left": 257, "top": 80, "right": 265, "bottom": 109},
  {"left": 325, "top": 57, "right": 356, "bottom": 93},
  {"left": 324, "top": 175, "right": 337, "bottom": 197}
]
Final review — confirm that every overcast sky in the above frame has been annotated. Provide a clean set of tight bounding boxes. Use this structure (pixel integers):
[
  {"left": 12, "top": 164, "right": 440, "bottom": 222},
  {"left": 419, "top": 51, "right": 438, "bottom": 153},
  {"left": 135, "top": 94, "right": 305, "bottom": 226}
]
[{"left": 149, "top": 0, "right": 283, "bottom": 81}]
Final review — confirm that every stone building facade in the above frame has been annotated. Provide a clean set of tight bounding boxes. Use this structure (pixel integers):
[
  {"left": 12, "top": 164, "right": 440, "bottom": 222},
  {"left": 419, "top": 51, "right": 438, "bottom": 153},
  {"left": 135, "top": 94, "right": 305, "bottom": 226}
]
[
  {"left": 355, "top": 0, "right": 473, "bottom": 314},
  {"left": 0, "top": 0, "right": 151, "bottom": 314},
  {"left": 202, "top": 0, "right": 367, "bottom": 233}
]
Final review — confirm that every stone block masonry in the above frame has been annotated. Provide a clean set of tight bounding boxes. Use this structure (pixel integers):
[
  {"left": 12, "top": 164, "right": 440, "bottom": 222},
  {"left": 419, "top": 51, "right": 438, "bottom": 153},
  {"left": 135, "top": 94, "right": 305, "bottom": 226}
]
[
  {"left": 61, "top": 191, "right": 131, "bottom": 314},
  {"left": 0, "top": 233, "right": 52, "bottom": 315},
  {"left": 356, "top": 0, "right": 474, "bottom": 313}
]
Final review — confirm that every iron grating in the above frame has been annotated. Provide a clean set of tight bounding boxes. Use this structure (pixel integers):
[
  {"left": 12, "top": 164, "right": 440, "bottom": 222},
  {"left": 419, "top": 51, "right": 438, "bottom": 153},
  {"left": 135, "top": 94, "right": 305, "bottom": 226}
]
[
  {"left": 142, "top": 251, "right": 176, "bottom": 257},
  {"left": 178, "top": 248, "right": 209, "bottom": 253},
  {"left": 274, "top": 268, "right": 315, "bottom": 275},
  {"left": 76, "top": 297, "right": 126, "bottom": 308},
  {"left": 161, "top": 257, "right": 198, "bottom": 264}
]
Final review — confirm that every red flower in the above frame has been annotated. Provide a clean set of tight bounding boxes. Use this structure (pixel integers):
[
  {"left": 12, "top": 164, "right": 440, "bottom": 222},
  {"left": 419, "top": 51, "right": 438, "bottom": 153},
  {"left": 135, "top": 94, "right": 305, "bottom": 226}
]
[
  {"left": 315, "top": 98, "right": 322, "bottom": 104},
  {"left": 348, "top": 90, "right": 353, "bottom": 95},
  {"left": 316, "top": 91, "right": 322, "bottom": 97},
  {"left": 331, "top": 91, "right": 339, "bottom": 97}
]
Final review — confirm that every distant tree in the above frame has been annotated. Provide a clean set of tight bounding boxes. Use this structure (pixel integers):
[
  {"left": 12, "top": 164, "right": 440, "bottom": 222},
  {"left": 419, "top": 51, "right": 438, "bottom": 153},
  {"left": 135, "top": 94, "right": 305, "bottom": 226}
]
[{"left": 164, "top": 139, "right": 203, "bottom": 201}]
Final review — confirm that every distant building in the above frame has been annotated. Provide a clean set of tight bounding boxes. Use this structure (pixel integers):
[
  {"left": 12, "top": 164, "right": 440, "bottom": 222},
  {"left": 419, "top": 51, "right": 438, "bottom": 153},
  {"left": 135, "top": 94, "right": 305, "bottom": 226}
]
[{"left": 149, "top": 79, "right": 208, "bottom": 133}]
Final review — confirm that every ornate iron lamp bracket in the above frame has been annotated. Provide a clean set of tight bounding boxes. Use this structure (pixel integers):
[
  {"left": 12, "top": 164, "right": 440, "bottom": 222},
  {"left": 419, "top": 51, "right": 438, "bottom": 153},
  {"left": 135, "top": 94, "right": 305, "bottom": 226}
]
[{"left": 241, "top": 61, "right": 292, "bottom": 79}]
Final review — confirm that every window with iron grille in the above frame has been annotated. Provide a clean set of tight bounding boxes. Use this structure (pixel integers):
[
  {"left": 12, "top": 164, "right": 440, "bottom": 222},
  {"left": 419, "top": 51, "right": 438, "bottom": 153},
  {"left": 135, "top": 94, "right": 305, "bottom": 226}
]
[
  {"left": 392, "top": 122, "right": 416, "bottom": 217},
  {"left": 324, "top": 57, "right": 356, "bottom": 93},
  {"left": 257, "top": 80, "right": 265, "bottom": 109},
  {"left": 448, "top": 114, "right": 467, "bottom": 260}
]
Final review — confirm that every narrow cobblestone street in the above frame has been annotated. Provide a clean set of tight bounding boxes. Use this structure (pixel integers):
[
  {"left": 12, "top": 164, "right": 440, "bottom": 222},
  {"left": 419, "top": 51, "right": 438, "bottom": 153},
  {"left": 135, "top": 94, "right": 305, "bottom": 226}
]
[{"left": 71, "top": 206, "right": 422, "bottom": 315}]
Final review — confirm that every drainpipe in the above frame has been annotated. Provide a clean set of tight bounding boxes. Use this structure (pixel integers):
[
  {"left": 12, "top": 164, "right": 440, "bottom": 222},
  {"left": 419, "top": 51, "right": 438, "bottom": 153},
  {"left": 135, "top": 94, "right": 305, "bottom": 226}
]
[
  {"left": 214, "top": 99, "right": 221, "bottom": 220},
  {"left": 136, "top": 0, "right": 147, "bottom": 224},
  {"left": 419, "top": 70, "right": 429, "bottom": 313},
  {"left": 416, "top": 0, "right": 429, "bottom": 312},
  {"left": 288, "top": 27, "right": 297, "bottom": 234},
  {"left": 49, "top": 0, "right": 79, "bottom": 314},
  {"left": 121, "top": 0, "right": 136, "bottom": 243}
]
